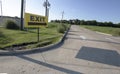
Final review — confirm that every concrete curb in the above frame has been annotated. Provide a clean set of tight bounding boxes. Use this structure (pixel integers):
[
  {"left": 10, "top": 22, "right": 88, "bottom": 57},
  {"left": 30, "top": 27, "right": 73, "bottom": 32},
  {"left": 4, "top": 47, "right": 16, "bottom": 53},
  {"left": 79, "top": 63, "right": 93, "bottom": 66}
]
[{"left": 0, "top": 25, "right": 71, "bottom": 56}]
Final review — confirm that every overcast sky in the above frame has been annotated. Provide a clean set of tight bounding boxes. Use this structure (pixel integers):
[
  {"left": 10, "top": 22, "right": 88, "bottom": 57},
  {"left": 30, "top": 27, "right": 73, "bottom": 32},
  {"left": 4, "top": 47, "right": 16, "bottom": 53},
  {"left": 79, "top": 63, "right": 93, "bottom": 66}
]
[{"left": 1, "top": 0, "right": 120, "bottom": 23}]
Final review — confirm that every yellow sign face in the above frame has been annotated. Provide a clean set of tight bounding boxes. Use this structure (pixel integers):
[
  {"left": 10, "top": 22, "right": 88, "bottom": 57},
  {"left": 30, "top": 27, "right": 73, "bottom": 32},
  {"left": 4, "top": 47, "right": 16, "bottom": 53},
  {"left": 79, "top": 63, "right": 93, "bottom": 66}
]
[{"left": 24, "top": 13, "right": 48, "bottom": 28}]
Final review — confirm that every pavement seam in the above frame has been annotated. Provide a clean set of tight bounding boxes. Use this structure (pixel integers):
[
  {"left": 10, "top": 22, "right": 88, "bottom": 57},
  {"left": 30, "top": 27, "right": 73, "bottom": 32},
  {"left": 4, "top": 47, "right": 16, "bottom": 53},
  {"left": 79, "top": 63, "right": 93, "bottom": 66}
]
[
  {"left": 47, "top": 60, "right": 120, "bottom": 70},
  {"left": 61, "top": 47, "right": 79, "bottom": 51},
  {"left": 41, "top": 53, "right": 47, "bottom": 63}
]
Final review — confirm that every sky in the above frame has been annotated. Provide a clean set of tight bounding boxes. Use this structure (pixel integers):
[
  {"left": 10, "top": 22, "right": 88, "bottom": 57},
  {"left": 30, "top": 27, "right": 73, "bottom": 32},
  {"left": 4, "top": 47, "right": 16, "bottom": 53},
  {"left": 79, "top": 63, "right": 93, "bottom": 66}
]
[{"left": 1, "top": 0, "right": 120, "bottom": 23}]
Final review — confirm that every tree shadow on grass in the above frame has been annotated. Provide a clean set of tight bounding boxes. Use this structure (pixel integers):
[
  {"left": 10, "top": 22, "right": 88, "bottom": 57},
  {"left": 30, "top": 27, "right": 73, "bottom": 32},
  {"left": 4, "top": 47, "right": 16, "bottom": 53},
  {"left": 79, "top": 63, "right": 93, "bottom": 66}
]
[
  {"left": 76, "top": 46, "right": 120, "bottom": 67},
  {"left": 17, "top": 55, "right": 82, "bottom": 74}
]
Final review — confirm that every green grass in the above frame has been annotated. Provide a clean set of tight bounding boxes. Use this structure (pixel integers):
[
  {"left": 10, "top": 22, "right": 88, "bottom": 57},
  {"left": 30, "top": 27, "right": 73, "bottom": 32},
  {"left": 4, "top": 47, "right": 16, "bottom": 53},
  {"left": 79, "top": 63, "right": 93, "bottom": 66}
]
[
  {"left": 0, "top": 23, "right": 66, "bottom": 49},
  {"left": 81, "top": 25, "right": 120, "bottom": 36}
]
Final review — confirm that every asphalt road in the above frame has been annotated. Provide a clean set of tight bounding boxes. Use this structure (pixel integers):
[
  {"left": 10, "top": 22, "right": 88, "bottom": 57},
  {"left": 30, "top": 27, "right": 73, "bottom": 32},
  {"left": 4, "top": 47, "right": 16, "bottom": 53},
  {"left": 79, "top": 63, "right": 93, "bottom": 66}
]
[{"left": 0, "top": 25, "right": 120, "bottom": 74}]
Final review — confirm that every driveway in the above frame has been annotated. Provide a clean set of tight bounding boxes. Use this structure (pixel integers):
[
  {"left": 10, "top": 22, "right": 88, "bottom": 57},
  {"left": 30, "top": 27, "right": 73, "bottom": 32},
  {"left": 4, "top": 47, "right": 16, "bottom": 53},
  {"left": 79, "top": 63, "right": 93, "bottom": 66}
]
[{"left": 0, "top": 25, "right": 120, "bottom": 74}]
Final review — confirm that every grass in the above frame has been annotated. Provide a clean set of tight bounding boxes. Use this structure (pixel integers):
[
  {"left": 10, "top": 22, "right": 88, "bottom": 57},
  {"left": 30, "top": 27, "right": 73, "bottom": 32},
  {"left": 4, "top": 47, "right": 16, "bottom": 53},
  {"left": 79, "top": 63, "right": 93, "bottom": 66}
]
[
  {"left": 0, "top": 23, "right": 69, "bottom": 49},
  {"left": 81, "top": 25, "right": 120, "bottom": 36}
]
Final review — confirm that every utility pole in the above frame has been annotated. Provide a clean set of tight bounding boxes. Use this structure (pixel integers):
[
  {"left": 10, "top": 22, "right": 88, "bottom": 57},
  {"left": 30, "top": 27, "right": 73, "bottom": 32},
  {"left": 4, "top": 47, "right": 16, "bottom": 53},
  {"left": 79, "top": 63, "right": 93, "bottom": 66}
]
[
  {"left": 43, "top": 0, "right": 51, "bottom": 20},
  {"left": 20, "top": 0, "right": 24, "bottom": 30},
  {"left": 61, "top": 11, "right": 64, "bottom": 24},
  {"left": 62, "top": 11, "right": 64, "bottom": 21},
  {"left": 0, "top": 0, "right": 2, "bottom": 17},
  {"left": 45, "top": 0, "right": 48, "bottom": 17},
  {"left": 0, "top": 0, "right": 2, "bottom": 26}
]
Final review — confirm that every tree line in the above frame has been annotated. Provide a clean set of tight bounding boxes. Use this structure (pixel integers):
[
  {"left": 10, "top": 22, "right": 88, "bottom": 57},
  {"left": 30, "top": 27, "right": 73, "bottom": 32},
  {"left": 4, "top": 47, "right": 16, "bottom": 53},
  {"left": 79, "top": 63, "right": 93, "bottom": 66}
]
[{"left": 51, "top": 19, "right": 120, "bottom": 28}]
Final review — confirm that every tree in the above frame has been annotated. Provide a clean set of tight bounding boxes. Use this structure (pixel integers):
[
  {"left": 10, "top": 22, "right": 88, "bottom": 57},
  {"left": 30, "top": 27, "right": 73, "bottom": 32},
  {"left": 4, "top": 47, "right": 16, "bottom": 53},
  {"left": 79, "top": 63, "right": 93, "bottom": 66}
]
[
  {"left": 91, "top": 20, "right": 97, "bottom": 26},
  {"left": 74, "top": 19, "right": 80, "bottom": 25},
  {"left": 116, "top": 23, "right": 120, "bottom": 28},
  {"left": 97, "top": 22, "right": 104, "bottom": 26},
  {"left": 80, "top": 20, "right": 86, "bottom": 25},
  {"left": 69, "top": 20, "right": 73, "bottom": 24}
]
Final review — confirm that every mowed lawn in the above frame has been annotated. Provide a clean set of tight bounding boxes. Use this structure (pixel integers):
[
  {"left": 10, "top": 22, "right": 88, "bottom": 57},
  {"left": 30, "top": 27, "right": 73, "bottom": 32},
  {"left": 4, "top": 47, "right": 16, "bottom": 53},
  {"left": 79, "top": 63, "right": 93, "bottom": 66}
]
[
  {"left": 0, "top": 23, "right": 63, "bottom": 49},
  {"left": 81, "top": 25, "right": 120, "bottom": 36}
]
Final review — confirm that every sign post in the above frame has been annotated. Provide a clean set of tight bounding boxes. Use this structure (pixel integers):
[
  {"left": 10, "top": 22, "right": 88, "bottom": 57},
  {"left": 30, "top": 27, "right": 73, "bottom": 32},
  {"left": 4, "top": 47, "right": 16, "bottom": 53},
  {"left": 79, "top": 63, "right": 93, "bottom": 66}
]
[
  {"left": 24, "top": 13, "right": 48, "bottom": 42},
  {"left": 38, "top": 28, "right": 40, "bottom": 42}
]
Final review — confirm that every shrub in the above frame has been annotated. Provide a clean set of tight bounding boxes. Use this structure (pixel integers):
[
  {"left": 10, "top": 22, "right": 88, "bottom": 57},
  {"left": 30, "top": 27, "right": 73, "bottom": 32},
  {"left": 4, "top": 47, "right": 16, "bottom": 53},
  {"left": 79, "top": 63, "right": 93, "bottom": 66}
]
[
  {"left": 0, "top": 31, "right": 3, "bottom": 37},
  {"left": 0, "top": 29, "right": 5, "bottom": 37},
  {"left": 57, "top": 24, "right": 67, "bottom": 33},
  {"left": 114, "top": 30, "right": 120, "bottom": 36},
  {"left": 5, "top": 20, "right": 19, "bottom": 30},
  {"left": 47, "top": 23, "right": 57, "bottom": 28},
  {"left": 62, "top": 24, "right": 68, "bottom": 30}
]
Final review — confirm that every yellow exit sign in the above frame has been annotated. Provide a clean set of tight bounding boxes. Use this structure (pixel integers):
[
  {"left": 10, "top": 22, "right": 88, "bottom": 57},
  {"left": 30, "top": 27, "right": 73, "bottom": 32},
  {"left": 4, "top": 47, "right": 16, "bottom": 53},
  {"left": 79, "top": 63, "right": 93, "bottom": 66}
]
[{"left": 24, "top": 13, "right": 48, "bottom": 28}]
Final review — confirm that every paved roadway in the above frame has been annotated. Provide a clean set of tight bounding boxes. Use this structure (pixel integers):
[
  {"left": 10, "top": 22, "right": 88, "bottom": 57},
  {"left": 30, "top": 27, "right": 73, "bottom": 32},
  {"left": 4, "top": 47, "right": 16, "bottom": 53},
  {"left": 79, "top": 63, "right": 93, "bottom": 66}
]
[{"left": 0, "top": 25, "right": 120, "bottom": 74}]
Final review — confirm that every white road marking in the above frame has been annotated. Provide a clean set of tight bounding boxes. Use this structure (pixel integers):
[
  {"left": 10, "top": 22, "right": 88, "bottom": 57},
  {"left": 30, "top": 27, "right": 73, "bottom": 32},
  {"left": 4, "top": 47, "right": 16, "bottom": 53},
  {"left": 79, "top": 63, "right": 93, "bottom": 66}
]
[
  {"left": 105, "top": 38, "right": 113, "bottom": 41},
  {"left": 96, "top": 31, "right": 112, "bottom": 36},
  {"left": 80, "top": 36, "right": 86, "bottom": 40},
  {"left": 105, "top": 38, "right": 120, "bottom": 44},
  {"left": 0, "top": 73, "right": 7, "bottom": 74}
]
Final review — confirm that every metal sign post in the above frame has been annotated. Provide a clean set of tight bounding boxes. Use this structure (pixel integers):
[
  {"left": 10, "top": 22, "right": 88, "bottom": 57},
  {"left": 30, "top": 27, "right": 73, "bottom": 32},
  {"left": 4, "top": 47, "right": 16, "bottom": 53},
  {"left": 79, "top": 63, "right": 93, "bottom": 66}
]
[{"left": 37, "top": 28, "right": 40, "bottom": 42}]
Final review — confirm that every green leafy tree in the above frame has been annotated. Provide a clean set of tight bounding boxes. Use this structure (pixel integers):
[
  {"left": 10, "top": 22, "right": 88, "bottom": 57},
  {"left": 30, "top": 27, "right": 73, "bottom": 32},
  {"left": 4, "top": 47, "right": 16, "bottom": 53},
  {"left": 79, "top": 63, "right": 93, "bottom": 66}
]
[{"left": 6, "top": 20, "right": 19, "bottom": 30}]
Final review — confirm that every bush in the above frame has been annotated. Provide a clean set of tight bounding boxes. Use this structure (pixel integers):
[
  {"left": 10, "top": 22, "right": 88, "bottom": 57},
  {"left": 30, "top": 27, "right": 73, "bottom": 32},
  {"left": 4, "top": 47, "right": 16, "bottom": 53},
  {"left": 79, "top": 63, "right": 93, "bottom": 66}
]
[
  {"left": 47, "top": 23, "right": 57, "bottom": 28},
  {"left": 57, "top": 24, "right": 67, "bottom": 33},
  {"left": 5, "top": 20, "right": 19, "bottom": 30},
  {"left": 0, "top": 29, "right": 5, "bottom": 37},
  {"left": 63, "top": 24, "right": 68, "bottom": 30},
  {"left": 113, "top": 30, "right": 120, "bottom": 36},
  {"left": 0, "top": 31, "right": 3, "bottom": 37}
]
